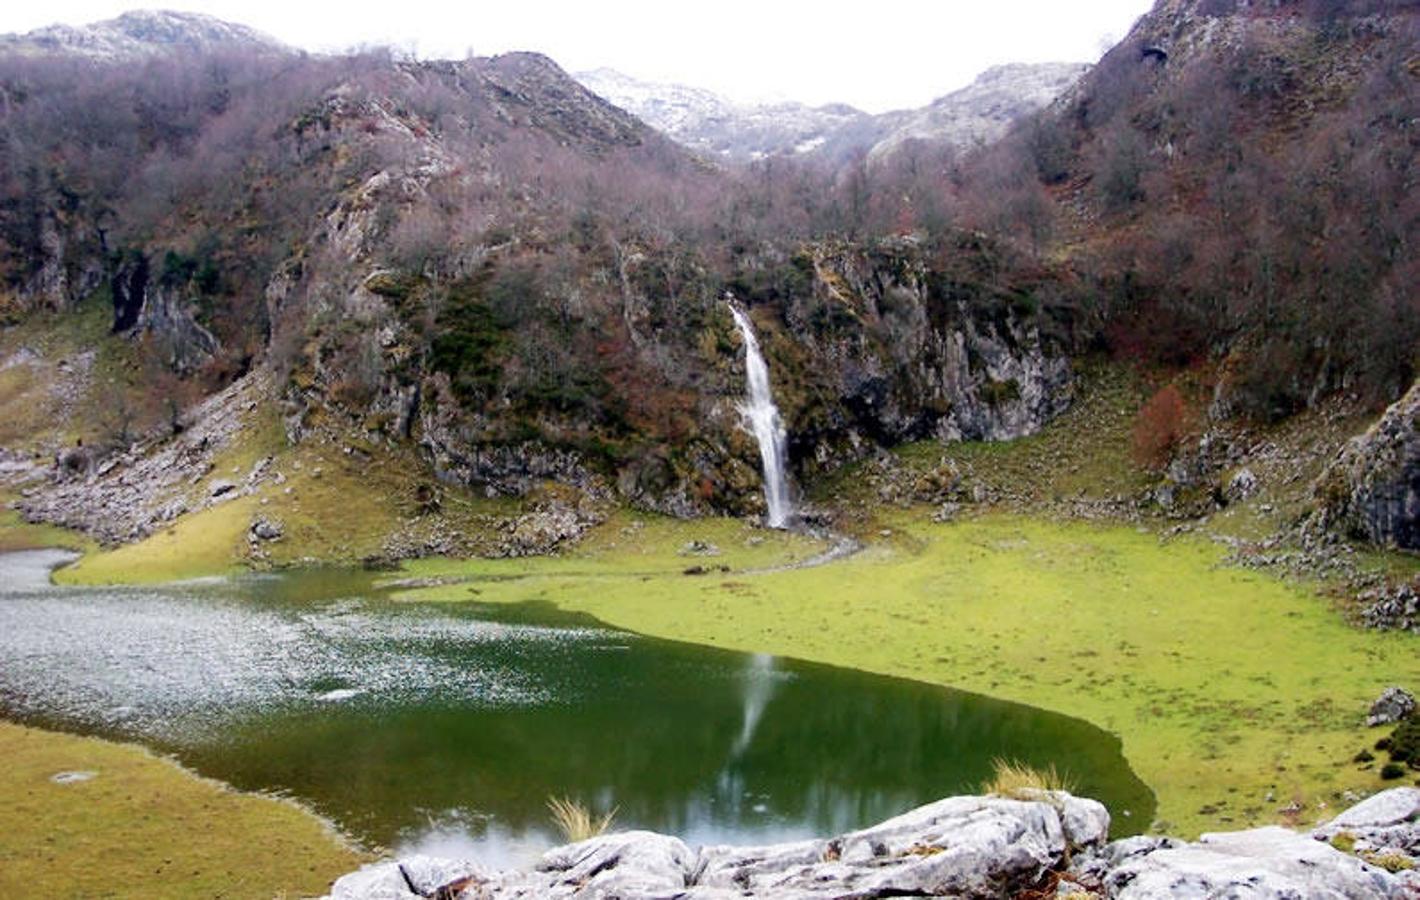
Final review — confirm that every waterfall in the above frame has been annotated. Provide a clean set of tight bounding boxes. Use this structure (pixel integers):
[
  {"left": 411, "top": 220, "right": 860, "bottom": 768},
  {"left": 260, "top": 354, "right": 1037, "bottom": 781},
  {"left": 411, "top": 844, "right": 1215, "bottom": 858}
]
[{"left": 728, "top": 301, "right": 793, "bottom": 529}]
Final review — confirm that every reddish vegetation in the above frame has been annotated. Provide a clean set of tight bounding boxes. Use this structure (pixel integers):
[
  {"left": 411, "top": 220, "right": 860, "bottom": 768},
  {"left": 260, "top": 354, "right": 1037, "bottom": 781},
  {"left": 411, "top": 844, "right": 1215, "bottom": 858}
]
[{"left": 1131, "top": 385, "right": 1193, "bottom": 470}]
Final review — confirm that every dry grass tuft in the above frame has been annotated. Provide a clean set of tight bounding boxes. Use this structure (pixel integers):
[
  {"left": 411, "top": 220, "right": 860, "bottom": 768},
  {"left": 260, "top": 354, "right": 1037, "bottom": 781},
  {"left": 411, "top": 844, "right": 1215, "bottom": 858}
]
[
  {"left": 547, "top": 796, "right": 617, "bottom": 843},
  {"left": 982, "top": 758, "right": 1077, "bottom": 800}
]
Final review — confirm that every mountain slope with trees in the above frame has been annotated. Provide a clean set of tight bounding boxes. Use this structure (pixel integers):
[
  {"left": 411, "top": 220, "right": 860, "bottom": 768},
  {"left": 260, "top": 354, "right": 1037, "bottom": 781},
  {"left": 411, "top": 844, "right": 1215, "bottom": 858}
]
[{"left": 0, "top": 0, "right": 1417, "bottom": 553}]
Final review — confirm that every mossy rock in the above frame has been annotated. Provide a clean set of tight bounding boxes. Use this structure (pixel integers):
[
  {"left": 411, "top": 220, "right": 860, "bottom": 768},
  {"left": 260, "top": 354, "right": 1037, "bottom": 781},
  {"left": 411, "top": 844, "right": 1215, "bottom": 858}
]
[
  {"left": 363, "top": 270, "right": 422, "bottom": 300},
  {"left": 981, "top": 379, "right": 1021, "bottom": 407}
]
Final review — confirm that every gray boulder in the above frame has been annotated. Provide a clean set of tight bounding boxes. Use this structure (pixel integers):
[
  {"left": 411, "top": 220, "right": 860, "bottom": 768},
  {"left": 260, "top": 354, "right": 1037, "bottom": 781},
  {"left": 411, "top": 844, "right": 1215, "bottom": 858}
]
[
  {"left": 1325, "top": 787, "right": 1420, "bottom": 831},
  {"left": 249, "top": 517, "right": 284, "bottom": 542},
  {"left": 498, "top": 831, "right": 699, "bottom": 898},
  {"left": 1368, "top": 686, "right": 1417, "bottom": 727},
  {"left": 695, "top": 794, "right": 1106, "bottom": 898},
  {"left": 327, "top": 790, "right": 1420, "bottom": 900},
  {"left": 1313, "top": 788, "right": 1420, "bottom": 869},
  {"left": 1104, "top": 825, "right": 1400, "bottom": 899},
  {"left": 329, "top": 855, "right": 486, "bottom": 900}
]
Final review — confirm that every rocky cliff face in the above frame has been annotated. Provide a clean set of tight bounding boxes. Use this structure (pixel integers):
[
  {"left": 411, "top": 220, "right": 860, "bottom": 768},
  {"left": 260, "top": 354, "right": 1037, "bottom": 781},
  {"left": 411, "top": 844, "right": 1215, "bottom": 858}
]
[
  {"left": 1315, "top": 380, "right": 1420, "bottom": 549},
  {"left": 278, "top": 229, "right": 1075, "bottom": 522},
  {"left": 110, "top": 253, "right": 220, "bottom": 372},
  {"left": 784, "top": 239, "right": 1073, "bottom": 452}
]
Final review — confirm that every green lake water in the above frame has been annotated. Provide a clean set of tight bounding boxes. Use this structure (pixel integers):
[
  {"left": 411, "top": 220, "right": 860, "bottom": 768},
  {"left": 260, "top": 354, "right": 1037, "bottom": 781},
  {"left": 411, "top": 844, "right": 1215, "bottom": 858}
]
[{"left": 0, "top": 550, "right": 1154, "bottom": 864}]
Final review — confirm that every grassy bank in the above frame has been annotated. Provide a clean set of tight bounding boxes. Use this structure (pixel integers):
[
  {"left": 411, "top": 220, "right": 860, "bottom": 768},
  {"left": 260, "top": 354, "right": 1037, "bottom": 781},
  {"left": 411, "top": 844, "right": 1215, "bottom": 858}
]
[
  {"left": 0, "top": 722, "right": 366, "bottom": 899},
  {"left": 395, "top": 510, "right": 1420, "bottom": 839}
]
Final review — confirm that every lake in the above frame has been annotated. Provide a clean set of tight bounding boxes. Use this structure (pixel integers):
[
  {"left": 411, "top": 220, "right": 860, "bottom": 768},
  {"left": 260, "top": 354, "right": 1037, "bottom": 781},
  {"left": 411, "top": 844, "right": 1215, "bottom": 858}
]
[{"left": 0, "top": 549, "right": 1153, "bottom": 865}]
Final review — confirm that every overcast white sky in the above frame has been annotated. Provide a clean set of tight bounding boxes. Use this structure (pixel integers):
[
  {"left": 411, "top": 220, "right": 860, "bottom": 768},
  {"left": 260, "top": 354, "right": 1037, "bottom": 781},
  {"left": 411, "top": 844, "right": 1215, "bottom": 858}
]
[{"left": 1, "top": 2, "right": 1156, "bottom": 112}]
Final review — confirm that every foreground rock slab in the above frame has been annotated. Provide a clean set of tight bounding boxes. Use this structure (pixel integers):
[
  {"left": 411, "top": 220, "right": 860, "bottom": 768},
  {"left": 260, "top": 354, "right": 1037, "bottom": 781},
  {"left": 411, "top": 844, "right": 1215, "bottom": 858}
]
[
  {"left": 328, "top": 790, "right": 1420, "bottom": 899},
  {"left": 330, "top": 793, "right": 1108, "bottom": 899},
  {"left": 1102, "top": 826, "right": 1398, "bottom": 899}
]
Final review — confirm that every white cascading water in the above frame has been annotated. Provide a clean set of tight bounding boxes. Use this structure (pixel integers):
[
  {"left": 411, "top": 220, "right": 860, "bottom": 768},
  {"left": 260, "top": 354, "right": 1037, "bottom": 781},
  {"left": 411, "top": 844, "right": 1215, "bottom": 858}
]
[{"left": 728, "top": 301, "right": 793, "bottom": 529}]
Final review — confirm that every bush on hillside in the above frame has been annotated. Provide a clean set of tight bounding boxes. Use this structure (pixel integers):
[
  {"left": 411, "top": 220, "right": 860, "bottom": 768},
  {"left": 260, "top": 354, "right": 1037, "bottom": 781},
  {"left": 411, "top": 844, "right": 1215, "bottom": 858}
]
[{"left": 1132, "top": 385, "right": 1191, "bottom": 470}]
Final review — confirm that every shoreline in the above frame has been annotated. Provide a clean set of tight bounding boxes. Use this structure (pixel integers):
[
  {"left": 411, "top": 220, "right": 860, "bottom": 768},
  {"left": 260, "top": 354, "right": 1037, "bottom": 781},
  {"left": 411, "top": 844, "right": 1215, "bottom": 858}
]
[
  {"left": 4, "top": 500, "right": 1418, "bottom": 846},
  {"left": 0, "top": 718, "right": 368, "bottom": 899}
]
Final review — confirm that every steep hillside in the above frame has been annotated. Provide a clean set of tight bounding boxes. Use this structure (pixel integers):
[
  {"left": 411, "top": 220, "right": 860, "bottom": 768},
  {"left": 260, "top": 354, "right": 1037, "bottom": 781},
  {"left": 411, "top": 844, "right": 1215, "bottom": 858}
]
[
  {"left": 3, "top": 0, "right": 1417, "bottom": 559},
  {"left": 0, "top": 19, "right": 1088, "bottom": 543},
  {"left": 1017, "top": 0, "right": 1420, "bottom": 419}
]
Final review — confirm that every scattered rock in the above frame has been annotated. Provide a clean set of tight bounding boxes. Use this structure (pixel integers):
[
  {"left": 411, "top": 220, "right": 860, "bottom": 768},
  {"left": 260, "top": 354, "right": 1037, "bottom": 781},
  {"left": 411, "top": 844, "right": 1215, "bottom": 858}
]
[
  {"left": 679, "top": 540, "right": 722, "bottom": 557},
  {"left": 1358, "top": 584, "right": 1420, "bottom": 634},
  {"left": 1369, "top": 687, "right": 1417, "bottom": 727},
  {"left": 49, "top": 770, "right": 97, "bottom": 784},
  {"left": 1226, "top": 467, "right": 1259, "bottom": 503},
  {"left": 19, "top": 372, "right": 274, "bottom": 544},
  {"left": 932, "top": 502, "right": 961, "bottom": 523},
  {"left": 249, "top": 517, "right": 284, "bottom": 542},
  {"left": 501, "top": 504, "right": 591, "bottom": 558}
]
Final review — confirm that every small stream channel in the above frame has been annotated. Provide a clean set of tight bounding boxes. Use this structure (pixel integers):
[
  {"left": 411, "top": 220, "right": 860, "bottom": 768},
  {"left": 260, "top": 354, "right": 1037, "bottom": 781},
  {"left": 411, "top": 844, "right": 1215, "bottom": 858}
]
[{"left": 0, "top": 549, "right": 1154, "bottom": 865}]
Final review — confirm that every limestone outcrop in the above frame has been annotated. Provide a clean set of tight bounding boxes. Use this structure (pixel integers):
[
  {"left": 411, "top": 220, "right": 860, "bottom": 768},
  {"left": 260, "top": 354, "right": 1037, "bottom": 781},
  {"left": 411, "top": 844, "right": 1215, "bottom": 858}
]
[
  {"left": 327, "top": 789, "right": 1420, "bottom": 900},
  {"left": 1315, "top": 380, "right": 1420, "bottom": 549}
]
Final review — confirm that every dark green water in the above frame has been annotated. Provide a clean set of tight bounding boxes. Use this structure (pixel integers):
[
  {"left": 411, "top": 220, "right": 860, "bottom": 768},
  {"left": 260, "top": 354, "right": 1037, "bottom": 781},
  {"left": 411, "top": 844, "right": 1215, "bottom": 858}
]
[{"left": 0, "top": 550, "right": 1154, "bottom": 864}]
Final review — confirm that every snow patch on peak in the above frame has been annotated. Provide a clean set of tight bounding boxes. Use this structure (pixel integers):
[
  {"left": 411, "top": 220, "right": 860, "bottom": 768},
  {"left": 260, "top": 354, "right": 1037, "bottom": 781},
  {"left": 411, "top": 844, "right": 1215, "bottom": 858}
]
[{"left": 2, "top": 9, "right": 288, "bottom": 59}]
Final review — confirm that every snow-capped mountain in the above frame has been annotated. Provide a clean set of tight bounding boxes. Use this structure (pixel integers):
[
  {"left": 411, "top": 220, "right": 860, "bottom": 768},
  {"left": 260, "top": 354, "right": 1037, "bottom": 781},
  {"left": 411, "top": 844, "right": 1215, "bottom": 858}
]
[
  {"left": 1, "top": 9, "right": 287, "bottom": 58},
  {"left": 577, "top": 67, "right": 882, "bottom": 163},
  {"left": 868, "top": 62, "right": 1090, "bottom": 161},
  {"left": 578, "top": 62, "right": 1090, "bottom": 165}
]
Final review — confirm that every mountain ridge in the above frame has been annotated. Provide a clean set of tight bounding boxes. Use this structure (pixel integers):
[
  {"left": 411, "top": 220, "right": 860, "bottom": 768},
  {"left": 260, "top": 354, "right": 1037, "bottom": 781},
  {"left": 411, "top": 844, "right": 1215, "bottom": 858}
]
[
  {"left": 0, "top": 9, "right": 288, "bottom": 58},
  {"left": 577, "top": 61, "right": 1090, "bottom": 163}
]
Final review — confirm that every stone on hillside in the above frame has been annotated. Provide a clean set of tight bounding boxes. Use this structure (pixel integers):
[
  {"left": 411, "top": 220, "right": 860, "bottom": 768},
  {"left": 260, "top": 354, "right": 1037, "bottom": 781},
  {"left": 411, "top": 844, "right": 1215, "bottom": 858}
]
[
  {"left": 1103, "top": 826, "right": 1400, "bottom": 899},
  {"left": 1315, "top": 380, "right": 1420, "bottom": 548},
  {"left": 503, "top": 505, "right": 585, "bottom": 557},
  {"left": 932, "top": 502, "right": 961, "bottom": 523},
  {"left": 1226, "top": 467, "right": 1259, "bottom": 503},
  {"left": 1368, "top": 687, "right": 1417, "bottom": 727},
  {"left": 679, "top": 540, "right": 722, "bottom": 557},
  {"left": 249, "top": 517, "right": 284, "bottom": 542},
  {"left": 208, "top": 478, "right": 237, "bottom": 498},
  {"left": 1358, "top": 584, "right": 1420, "bottom": 633}
]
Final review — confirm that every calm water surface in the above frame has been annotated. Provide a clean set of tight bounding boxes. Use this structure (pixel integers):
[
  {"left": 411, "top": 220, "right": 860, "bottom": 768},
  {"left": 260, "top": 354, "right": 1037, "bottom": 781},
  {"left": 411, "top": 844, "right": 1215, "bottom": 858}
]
[{"left": 0, "top": 549, "right": 1154, "bottom": 864}]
